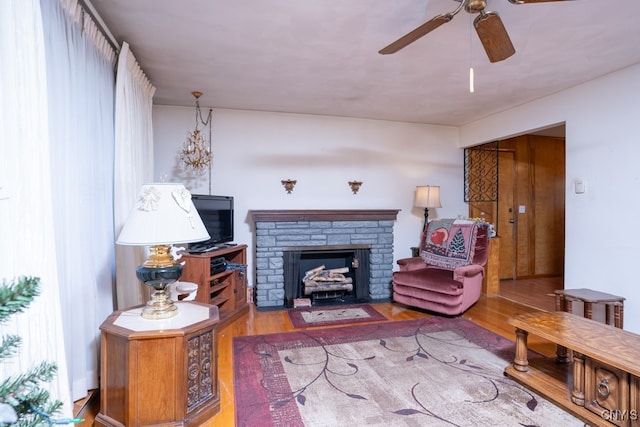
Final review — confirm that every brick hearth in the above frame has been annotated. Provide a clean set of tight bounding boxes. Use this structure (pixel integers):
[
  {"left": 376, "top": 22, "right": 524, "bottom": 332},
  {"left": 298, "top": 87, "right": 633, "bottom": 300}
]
[{"left": 250, "top": 210, "right": 400, "bottom": 308}]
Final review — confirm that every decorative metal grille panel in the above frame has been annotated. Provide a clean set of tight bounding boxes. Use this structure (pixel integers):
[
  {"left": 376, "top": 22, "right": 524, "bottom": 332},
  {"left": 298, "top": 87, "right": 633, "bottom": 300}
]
[{"left": 464, "top": 142, "right": 498, "bottom": 202}]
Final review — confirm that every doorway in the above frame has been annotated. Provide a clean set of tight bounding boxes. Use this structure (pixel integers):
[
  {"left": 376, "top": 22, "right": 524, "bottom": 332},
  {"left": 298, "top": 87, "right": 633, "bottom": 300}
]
[{"left": 467, "top": 128, "right": 566, "bottom": 286}]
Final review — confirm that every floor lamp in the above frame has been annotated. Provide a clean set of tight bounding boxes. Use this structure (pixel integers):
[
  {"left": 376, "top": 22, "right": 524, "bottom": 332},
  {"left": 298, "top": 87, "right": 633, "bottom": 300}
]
[{"left": 415, "top": 185, "right": 442, "bottom": 233}]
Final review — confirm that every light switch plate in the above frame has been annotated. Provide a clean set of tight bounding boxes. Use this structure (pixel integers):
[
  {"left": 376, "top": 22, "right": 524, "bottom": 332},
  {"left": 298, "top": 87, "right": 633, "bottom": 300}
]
[{"left": 575, "top": 179, "right": 585, "bottom": 194}]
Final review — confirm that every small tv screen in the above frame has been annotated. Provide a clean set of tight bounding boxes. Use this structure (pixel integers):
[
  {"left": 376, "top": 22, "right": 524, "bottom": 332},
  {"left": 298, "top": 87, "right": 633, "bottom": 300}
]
[{"left": 191, "top": 194, "right": 234, "bottom": 246}]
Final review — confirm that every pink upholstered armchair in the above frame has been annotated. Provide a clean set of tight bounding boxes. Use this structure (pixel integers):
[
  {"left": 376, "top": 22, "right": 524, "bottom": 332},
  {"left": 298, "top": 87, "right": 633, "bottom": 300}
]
[{"left": 393, "top": 219, "right": 490, "bottom": 315}]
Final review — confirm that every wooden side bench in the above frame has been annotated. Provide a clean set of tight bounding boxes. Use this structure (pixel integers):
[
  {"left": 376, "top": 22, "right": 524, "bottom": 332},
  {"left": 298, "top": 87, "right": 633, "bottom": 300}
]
[
  {"left": 504, "top": 311, "right": 640, "bottom": 427},
  {"left": 555, "top": 288, "right": 625, "bottom": 328}
]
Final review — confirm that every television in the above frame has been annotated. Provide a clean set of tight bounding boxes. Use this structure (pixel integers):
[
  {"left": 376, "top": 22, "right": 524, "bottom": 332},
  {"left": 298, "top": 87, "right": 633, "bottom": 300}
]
[{"left": 190, "top": 194, "right": 234, "bottom": 248}]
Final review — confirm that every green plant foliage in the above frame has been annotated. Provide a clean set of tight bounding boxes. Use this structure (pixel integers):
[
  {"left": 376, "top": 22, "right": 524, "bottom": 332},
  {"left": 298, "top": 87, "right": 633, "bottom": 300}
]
[
  {"left": 0, "top": 277, "right": 40, "bottom": 323},
  {"left": 0, "top": 276, "right": 64, "bottom": 426}
]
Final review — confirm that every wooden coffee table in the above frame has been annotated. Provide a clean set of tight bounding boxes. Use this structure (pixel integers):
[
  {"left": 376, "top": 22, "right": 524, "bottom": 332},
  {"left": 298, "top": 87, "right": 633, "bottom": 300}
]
[{"left": 505, "top": 311, "right": 640, "bottom": 427}]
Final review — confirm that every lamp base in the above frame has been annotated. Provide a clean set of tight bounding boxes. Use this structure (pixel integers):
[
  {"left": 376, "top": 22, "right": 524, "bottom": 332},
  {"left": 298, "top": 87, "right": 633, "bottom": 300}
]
[
  {"left": 136, "top": 263, "right": 184, "bottom": 320},
  {"left": 423, "top": 207, "right": 430, "bottom": 233},
  {"left": 141, "top": 289, "right": 179, "bottom": 319}
]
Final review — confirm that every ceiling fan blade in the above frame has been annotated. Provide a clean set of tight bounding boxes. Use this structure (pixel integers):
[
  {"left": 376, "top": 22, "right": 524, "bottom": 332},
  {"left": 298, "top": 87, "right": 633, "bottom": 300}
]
[
  {"left": 379, "top": 13, "right": 453, "bottom": 55},
  {"left": 474, "top": 12, "right": 516, "bottom": 63}
]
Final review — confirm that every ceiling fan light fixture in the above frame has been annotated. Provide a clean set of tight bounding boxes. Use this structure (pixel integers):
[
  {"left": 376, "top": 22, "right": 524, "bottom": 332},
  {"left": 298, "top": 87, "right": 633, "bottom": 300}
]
[
  {"left": 465, "top": 0, "right": 487, "bottom": 14},
  {"left": 379, "top": 0, "right": 568, "bottom": 61}
]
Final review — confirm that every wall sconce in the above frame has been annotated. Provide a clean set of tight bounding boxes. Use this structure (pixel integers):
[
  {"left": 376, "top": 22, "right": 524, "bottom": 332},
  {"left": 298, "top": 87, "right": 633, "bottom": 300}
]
[
  {"left": 180, "top": 91, "right": 213, "bottom": 174},
  {"left": 281, "top": 179, "right": 297, "bottom": 194},
  {"left": 348, "top": 181, "right": 363, "bottom": 194}
]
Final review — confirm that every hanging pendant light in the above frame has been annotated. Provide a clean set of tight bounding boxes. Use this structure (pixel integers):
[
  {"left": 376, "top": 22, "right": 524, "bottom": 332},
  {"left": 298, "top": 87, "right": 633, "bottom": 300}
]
[{"left": 180, "top": 91, "right": 213, "bottom": 173}]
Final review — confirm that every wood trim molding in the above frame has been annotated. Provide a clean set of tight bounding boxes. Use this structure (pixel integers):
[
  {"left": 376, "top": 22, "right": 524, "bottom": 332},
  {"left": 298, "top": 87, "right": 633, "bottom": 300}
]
[{"left": 250, "top": 209, "right": 400, "bottom": 222}]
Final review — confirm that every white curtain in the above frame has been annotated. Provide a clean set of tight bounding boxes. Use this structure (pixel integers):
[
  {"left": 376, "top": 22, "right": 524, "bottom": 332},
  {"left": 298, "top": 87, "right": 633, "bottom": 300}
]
[
  {"left": 0, "top": 0, "right": 73, "bottom": 418},
  {"left": 39, "top": 0, "right": 118, "bottom": 402},
  {"left": 1, "top": 0, "right": 156, "bottom": 410},
  {"left": 114, "top": 42, "right": 156, "bottom": 310}
]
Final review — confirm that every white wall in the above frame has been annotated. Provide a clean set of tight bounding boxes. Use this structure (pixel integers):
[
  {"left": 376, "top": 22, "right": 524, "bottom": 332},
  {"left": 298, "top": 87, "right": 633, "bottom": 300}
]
[
  {"left": 460, "top": 63, "right": 640, "bottom": 333},
  {"left": 154, "top": 108, "right": 466, "bottom": 290}
]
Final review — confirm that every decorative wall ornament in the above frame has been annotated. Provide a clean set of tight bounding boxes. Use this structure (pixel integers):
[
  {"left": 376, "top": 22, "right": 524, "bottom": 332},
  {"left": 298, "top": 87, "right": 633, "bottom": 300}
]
[
  {"left": 281, "top": 179, "right": 297, "bottom": 194},
  {"left": 348, "top": 180, "right": 363, "bottom": 194},
  {"left": 180, "top": 91, "right": 213, "bottom": 177}
]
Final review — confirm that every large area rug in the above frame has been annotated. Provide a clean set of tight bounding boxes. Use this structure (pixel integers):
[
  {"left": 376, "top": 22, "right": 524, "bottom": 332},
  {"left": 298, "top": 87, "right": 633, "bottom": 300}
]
[
  {"left": 287, "top": 304, "right": 387, "bottom": 328},
  {"left": 233, "top": 317, "right": 583, "bottom": 427}
]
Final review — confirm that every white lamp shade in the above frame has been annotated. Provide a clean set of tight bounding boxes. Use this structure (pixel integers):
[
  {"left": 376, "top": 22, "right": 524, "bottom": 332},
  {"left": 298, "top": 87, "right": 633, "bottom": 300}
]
[
  {"left": 117, "top": 183, "right": 210, "bottom": 246},
  {"left": 415, "top": 185, "right": 442, "bottom": 209}
]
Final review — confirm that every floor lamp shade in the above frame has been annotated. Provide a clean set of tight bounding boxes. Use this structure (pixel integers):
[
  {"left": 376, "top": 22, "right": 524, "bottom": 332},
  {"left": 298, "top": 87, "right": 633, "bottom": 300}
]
[
  {"left": 415, "top": 185, "right": 441, "bottom": 233},
  {"left": 415, "top": 185, "right": 442, "bottom": 209}
]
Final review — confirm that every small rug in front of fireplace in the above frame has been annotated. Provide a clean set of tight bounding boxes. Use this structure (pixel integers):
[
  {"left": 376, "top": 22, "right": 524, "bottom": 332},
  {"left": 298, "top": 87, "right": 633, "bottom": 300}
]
[{"left": 287, "top": 304, "right": 386, "bottom": 328}]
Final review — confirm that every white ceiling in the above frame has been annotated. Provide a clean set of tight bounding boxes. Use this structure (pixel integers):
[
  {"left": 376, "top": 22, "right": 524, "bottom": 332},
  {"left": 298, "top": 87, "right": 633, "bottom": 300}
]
[{"left": 90, "top": 0, "right": 640, "bottom": 127}]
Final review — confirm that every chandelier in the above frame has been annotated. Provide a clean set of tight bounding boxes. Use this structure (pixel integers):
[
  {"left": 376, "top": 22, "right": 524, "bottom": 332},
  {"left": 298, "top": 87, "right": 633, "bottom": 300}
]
[{"left": 180, "top": 91, "right": 213, "bottom": 173}]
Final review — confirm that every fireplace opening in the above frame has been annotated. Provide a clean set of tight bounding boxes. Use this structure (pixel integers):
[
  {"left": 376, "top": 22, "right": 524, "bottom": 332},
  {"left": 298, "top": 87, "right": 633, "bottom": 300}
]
[
  {"left": 283, "top": 245, "right": 370, "bottom": 308},
  {"left": 303, "top": 264, "right": 353, "bottom": 302}
]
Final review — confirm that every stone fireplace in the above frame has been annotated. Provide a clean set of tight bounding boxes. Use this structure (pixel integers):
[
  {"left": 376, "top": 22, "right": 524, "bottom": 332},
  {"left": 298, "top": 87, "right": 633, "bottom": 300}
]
[{"left": 250, "top": 210, "right": 400, "bottom": 309}]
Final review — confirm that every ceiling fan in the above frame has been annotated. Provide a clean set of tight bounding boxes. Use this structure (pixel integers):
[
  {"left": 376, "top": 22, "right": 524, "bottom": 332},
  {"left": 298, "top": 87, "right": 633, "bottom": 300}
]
[{"left": 379, "top": 0, "right": 573, "bottom": 63}]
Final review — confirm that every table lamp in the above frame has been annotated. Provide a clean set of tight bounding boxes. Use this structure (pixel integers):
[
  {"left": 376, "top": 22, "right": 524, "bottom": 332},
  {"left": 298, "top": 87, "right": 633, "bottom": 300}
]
[
  {"left": 415, "top": 185, "right": 441, "bottom": 232},
  {"left": 116, "top": 183, "right": 210, "bottom": 319}
]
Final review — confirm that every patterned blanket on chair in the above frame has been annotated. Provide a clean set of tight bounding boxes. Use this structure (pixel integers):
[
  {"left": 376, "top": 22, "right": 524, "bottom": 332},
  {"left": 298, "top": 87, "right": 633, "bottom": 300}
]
[{"left": 420, "top": 219, "right": 479, "bottom": 270}]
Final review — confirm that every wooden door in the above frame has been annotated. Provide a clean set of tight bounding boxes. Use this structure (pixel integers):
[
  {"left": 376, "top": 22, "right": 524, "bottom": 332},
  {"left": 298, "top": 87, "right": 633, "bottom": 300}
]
[
  {"left": 506, "top": 135, "right": 565, "bottom": 278},
  {"left": 498, "top": 151, "right": 516, "bottom": 279}
]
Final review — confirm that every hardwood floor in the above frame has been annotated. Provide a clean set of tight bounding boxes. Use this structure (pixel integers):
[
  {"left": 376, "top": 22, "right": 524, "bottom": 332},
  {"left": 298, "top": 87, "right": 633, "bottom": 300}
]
[
  {"left": 498, "top": 276, "right": 563, "bottom": 312},
  {"left": 77, "top": 277, "right": 562, "bottom": 426}
]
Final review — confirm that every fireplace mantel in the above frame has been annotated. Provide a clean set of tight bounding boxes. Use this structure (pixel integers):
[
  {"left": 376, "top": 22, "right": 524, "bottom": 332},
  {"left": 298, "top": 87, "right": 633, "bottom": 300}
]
[{"left": 250, "top": 209, "right": 400, "bottom": 222}]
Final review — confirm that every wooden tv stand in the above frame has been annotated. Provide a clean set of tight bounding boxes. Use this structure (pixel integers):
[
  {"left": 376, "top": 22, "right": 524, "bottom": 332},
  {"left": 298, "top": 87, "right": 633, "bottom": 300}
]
[
  {"left": 505, "top": 311, "right": 640, "bottom": 426},
  {"left": 181, "top": 244, "right": 249, "bottom": 329}
]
